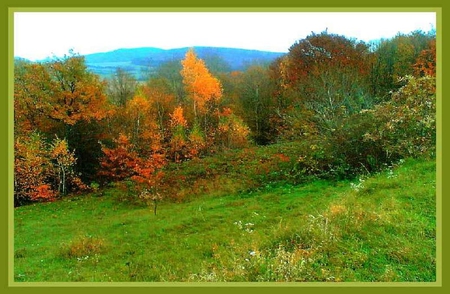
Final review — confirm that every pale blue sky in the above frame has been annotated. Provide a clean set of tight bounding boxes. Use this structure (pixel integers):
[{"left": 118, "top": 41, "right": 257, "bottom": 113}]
[{"left": 14, "top": 12, "right": 436, "bottom": 61}]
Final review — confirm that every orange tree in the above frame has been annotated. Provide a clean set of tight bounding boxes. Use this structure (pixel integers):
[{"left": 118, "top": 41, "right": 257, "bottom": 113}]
[{"left": 180, "top": 49, "right": 223, "bottom": 153}]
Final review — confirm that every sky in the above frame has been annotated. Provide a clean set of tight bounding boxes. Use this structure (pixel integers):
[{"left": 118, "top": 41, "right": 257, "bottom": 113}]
[{"left": 14, "top": 11, "right": 436, "bottom": 61}]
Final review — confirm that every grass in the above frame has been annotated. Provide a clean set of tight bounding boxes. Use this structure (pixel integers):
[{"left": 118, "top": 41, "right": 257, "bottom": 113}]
[{"left": 14, "top": 157, "right": 436, "bottom": 282}]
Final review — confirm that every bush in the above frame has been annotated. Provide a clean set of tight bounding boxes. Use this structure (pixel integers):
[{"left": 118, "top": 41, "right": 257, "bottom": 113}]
[
  {"left": 290, "top": 75, "right": 435, "bottom": 182},
  {"left": 372, "top": 75, "right": 436, "bottom": 158}
]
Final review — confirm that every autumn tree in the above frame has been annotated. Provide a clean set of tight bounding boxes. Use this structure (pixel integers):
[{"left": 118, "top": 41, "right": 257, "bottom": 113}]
[
  {"left": 118, "top": 93, "right": 163, "bottom": 157},
  {"left": 50, "top": 136, "right": 78, "bottom": 196},
  {"left": 14, "top": 133, "right": 84, "bottom": 205},
  {"left": 168, "top": 106, "right": 189, "bottom": 162},
  {"left": 98, "top": 131, "right": 167, "bottom": 215},
  {"left": 131, "top": 153, "right": 166, "bottom": 215},
  {"left": 14, "top": 60, "right": 59, "bottom": 137},
  {"left": 14, "top": 51, "right": 111, "bottom": 181},
  {"left": 180, "top": 49, "right": 223, "bottom": 135},
  {"left": 45, "top": 51, "right": 108, "bottom": 128},
  {"left": 48, "top": 52, "right": 111, "bottom": 180},
  {"left": 14, "top": 132, "right": 54, "bottom": 206},
  {"left": 98, "top": 134, "right": 139, "bottom": 182},
  {"left": 370, "top": 30, "right": 435, "bottom": 99},
  {"left": 273, "top": 31, "right": 373, "bottom": 134},
  {"left": 413, "top": 38, "right": 436, "bottom": 77}
]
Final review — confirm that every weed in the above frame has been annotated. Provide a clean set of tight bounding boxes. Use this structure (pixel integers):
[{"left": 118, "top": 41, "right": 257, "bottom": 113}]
[{"left": 60, "top": 235, "right": 106, "bottom": 259}]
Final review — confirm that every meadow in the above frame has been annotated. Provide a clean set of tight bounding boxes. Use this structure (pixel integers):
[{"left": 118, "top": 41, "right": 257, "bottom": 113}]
[{"left": 14, "top": 157, "right": 436, "bottom": 282}]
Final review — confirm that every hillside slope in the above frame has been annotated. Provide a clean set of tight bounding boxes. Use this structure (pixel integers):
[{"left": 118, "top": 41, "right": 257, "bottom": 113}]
[{"left": 14, "top": 158, "right": 436, "bottom": 282}]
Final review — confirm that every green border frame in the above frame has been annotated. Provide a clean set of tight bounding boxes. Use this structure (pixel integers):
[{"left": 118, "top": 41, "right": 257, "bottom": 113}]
[{"left": 2, "top": 1, "right": 446, "bottom": 293}]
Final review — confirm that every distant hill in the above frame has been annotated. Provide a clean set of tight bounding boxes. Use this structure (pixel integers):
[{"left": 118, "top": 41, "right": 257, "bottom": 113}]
[{"left": 83, "top": 46, "right": 285, "bottom": 80}]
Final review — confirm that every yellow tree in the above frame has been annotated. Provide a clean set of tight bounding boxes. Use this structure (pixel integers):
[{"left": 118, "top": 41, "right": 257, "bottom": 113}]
[
  {"left": 180, "top": 49, "right": 222, "bottom": 132},
  {"left": 50, "top": 136, "right": 77, "bottom": 196}
]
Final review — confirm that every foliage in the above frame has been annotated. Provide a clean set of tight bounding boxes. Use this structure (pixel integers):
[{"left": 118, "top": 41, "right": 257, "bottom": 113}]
[
  {"left": 413, "top": 39, "right": 436, "bottom": 77},
  {"left": 188, "top": 121, "right": 206, "bottom": 158},
  {"left": 45, "top": 50, "right": 109, "bottom": 126},
  {"left": 106, "top": 68, "right": 137, "bottom": 106},
  {"left": 14, "top": 132, "right": 86, "bottom": 206},
  {"left": 14, "top": 32, "right": 436, "bottom": 208},
  {"left": 181, "top": 48, "right": 223, "bottom": 138},
  {"left": 50, "top": 136, "right": 78, "bottom": 196},
  {"left": 217, "top": 108, "right": 250, "bottom": 149},
  {"left": 13, "top": 30, "right": 437, "bottom": 283},
  {"left": 364, "top": 75, "right": 436, "bottom": 158},
  {"left": 141, "top": 78, "right": 176, "bottom": 132},
  {"left": 168, "top": 106, "right": 189, "bottom": 162},
  {"left": 14, "top": 132, "right": 55, "bottom": 206},
  {"left": 14, "top": 51, "right": 110, "bottom": 189},
  {"left": 370, "top": 30, "right": 435, "bottom": 99},
  {"left": 274, "top": 31, "right": 373, "bottom": 133},
  {"left": 98, "top": 134, "right": 139, "bottom": 182},
  {"left": 233, "top": 65, "right": 276, "bottom": 144}
]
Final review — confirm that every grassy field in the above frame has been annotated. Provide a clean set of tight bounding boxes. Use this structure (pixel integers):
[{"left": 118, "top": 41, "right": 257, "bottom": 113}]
[{"left": 14, "top": 157, "right": 436, "bottom": 283}]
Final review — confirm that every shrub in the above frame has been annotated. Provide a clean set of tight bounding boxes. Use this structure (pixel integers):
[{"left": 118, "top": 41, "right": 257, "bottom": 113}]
[
  {"left": 287, "top": 76, "right": 435, "bottom": 184},
  {"left": 372, "top": 75, "right": 436, "bottom": 158},
  {"left": 60, "top": 235, "right": 106, "bottom": 259}
]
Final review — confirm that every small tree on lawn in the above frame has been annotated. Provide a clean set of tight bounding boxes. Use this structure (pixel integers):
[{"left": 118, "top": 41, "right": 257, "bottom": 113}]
[{"left": 132, "top": 153, "right": 166, "bottom": 215}]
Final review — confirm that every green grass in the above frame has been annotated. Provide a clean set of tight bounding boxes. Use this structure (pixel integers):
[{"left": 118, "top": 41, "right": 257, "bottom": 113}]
[{"left": 14, "top": 158, "right": 436, "bottom": 282}]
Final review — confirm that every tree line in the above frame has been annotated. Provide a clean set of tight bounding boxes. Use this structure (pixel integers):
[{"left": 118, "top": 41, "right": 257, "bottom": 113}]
[{"left": 14, "top": 30, "right": 436, "bottom": 206}]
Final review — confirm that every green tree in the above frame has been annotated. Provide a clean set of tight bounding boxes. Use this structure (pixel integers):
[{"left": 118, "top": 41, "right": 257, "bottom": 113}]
[
  {"left": 107, "top": 68, "right": 137, "bottom": 106},
  {"left": 236, "top": 65, "right": 275, "bottom": 144},
  {"left": 153, "top": 59, "right": 185, "bottom": 104}
]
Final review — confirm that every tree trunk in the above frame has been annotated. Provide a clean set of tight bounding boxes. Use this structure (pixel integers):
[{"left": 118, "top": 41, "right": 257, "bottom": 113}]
[{"left": 62, "top": 167, "right": 66, "bottom": 196}]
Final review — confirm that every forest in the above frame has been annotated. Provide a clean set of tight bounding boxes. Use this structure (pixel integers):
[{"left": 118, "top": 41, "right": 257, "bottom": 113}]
[
  {"left": 13, "top": 29, "right": 437, "bottom": 282},
  {"left": 14, "top": 30, "right": 436, "bottom": 207}
]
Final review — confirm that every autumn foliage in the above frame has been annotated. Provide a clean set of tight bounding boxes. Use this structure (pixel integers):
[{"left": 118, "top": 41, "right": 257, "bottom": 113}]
[
  {"left": 181, "top": 49, "right": 222, "bottom": 118},
  {"left": 14, "top": 133, "right": 85, "bottom": 206},
  {"left": 98, "top": 134, "right": 139, "bottom": 182},
  {"left": 14, "top": 31, "right": 436, "bottom": 207}
]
